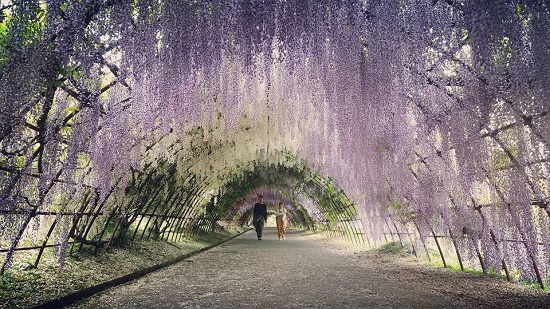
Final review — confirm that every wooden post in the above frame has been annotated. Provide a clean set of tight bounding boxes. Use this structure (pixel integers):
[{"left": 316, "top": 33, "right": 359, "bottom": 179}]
[
  {"left": 177, "top": 188, "right": 205, "bottom": 242},
  {"left": 68, "top": 191, "right": 92, "bottom": 256},
  {"left": 76, "top": 189, "right": 100, "bottom": 252},
  {"left": 34, "top": 219, "right": 58, "bottom": 268},
  {"left": 472, "top": 237, "right": 486, "bottom": 274},
  {"left": 131, "top": 186, "right": 164, "bottom": 239},
  {"left": 161, "top": 193, "right": 187, "bottom": 241},
  {"left": 94, "top": 210, "right": 116, "bottom": 255},
  {"left": 105, "top": 215, "right": 123, "bottom": 250},
  {"left": 1, "top": 211, "right": 36, "bottom": 274},
  {"left": 414, "top": 219, "right": 431, "bottom": 262},
  {"left": 139, "top": 198, "right": 164, "bottom": 240},
  {"left": 155, "top": 193, "right": 181, "bottom": 240},
  {"left": 448, "top": 228, "right": 464, "bottom": 271},
  {"left": 481, "top": 166, "right": 545, "bottom": 288},
  {"left": 389, "top": 216, "right": 405, "bottom": 249},
  {"left": 171, "top": 186, "right": 200, "bottom": 242},
  {"left": 403, "top": 224, "right": 418, "bottom": 258},
  {"left": 431, "top": 228, "right": 447, "bottom": 267},
  {"left": 383, "top": 217, "right": 396, "bottom": 243},
  {"left": 79, "top": 182, "right": 119, "bottom": 252}
]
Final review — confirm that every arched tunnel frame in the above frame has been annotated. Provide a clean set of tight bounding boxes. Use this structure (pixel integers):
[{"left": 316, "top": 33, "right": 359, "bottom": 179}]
[{"left": 0, "top": 145, "right": 365, "bottom": 272}]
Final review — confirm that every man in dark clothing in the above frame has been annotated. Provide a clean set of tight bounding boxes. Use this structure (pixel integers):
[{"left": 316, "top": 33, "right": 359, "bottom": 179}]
[{"left": 253, "top": 195, "right": 268, "bottom": 240}]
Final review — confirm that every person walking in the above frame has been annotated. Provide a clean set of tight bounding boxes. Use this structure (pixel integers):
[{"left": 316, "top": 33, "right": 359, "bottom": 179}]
[
  {"left": 275, "top": 202, "right": 287, "bottom": 240},
  {"left": 253, "top": 195, "right": 267, "bottom": 240}
]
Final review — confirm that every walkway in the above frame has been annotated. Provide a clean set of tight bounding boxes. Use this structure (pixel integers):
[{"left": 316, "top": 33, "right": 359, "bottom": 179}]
[{"left": 72, "top": 228, "right": 550, "bottom": 308}]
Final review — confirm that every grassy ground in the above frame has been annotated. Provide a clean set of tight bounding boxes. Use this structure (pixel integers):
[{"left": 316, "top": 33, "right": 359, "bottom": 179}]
[
  {"left": 0, "top": 227, "right": 247, "bottom": 309},
  {"left": 360, "top": 240, "right": 550, "bottom": 292},
  {"left": 303, "top": 233, "right": 550, "bottom": 308}
]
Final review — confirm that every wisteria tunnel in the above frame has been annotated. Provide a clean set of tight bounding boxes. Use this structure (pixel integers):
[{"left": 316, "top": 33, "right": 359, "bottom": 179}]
[{"left": 1, "top": 0, "right": 550, "bottom": 299}]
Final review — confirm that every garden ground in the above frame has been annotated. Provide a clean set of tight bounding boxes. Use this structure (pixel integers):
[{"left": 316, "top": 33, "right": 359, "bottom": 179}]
[{"left": 71, "top": 227, "right": 550, "bottom": 308}]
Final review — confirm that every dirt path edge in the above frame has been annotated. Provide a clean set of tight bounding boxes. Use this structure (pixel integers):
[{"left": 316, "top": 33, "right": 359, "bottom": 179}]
[{"left": 31, "top": 229, "right": 252, "bottom": 309}]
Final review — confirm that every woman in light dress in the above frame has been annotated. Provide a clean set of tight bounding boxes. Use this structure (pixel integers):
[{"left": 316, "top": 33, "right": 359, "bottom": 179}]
[{"left": 275, "top": 202, "right": 287, "bottom": 240}]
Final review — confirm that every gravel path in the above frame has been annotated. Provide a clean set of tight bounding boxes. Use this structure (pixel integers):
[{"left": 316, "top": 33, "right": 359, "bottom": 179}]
[{"left": 72, "top": 227, "right": 550, "bottom": 308}]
